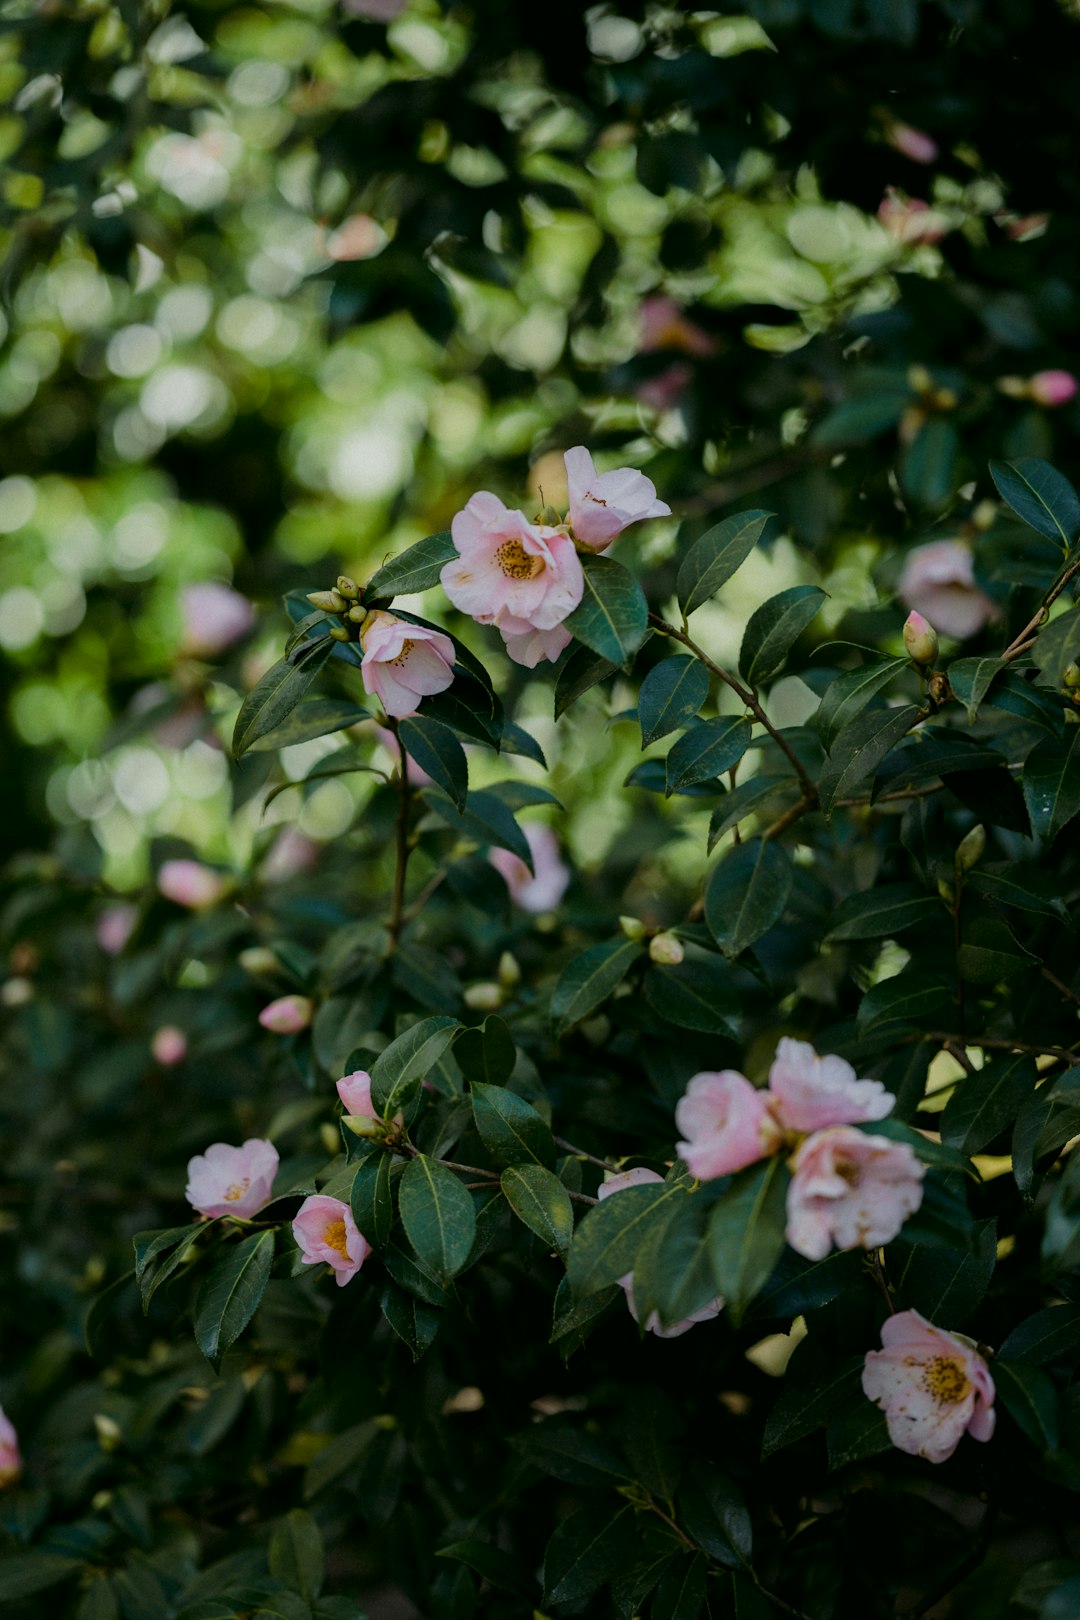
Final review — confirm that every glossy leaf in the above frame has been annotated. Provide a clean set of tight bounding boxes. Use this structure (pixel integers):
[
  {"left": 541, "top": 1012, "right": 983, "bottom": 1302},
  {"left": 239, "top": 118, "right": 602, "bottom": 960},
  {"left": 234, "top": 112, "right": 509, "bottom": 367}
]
[
  {"left": 422, "top": 785, "right": 532, "bottom": 868},
  {"left": 994, "top": 1360, "right": 1059, "bottom": 1450},
  {"left": 550, "top": 936, "right": 643, "bottom": 1035},
  {"left": 567, "top": 1178, "right": 690, "bottom": 1298},
  {"left": 947, "top": 657, "right": 1005, "bottom": 722},
  {"left": 999, "top": 1305, "right": 1080, "bottom": 1367},
  {"left": 232, "top": 640, "right": 334, "bottom": 761},
  {"left": 638, "top": 655, "right": 710, "bottom": 746},
  {"left": 1023, "top": 729, "right": 1080, "bottom": 841},
  {"left": 676, "top": 509, "right": 772, "bottom": 617},
  {"left": 501, "top": 1163, "right": 574, "bottom": 1254},
  {"left": 193, "top": 1230, "right": 275, "bottom": 1371},
  {"left": 454, "top": 1015, "right": 515, "bottom": 1086},
  {"left": 365, "top": 530, "right": 457, "bottom": 599},
  {"left": 738, "top": 585, "right": 826, "bottom": 685},
  {"left": 761, "top": 1357, "right": 864, "bottom": 1457},
  {"left": 811, "top": 656, "right": 908, "bottom": 750},
  {"left": 554, "top": 644, "right": 619, "bottom": 717},
  {"left": 542, "top": 1504, "right": 635, "bottom": 1605},
  {"left": 398, "top": 1155, "right": 476, "bottom": 1280},
  {"left": 269, "top": 1510, "right": 324, "bottom": 1604},
  {"left": 990, "top": 457, "right": 1080, "bottom": 549},
  {"left": 379, "top": 1283, "right": 441, "bottom": 1361},
  {"left": 665, "top": 715, "right": 752, "bottom": 793},
  {"left": 369, "top": 1016, "right": 461, "bottom": 1117},
  {"left": 399, "top": 715, "right": 468, "bottom": 811},
  {"left": 704, "top": 838, "right": 792, "bottom": 958},
  {"left": 825, "top": 883, "right": 940, "bottom": 941},
  {"left": 245, "top": 698, "right": 368, "bottom": 754},
  {"left": 350, "top": 1152, "right": 393, "bottom": 1249},
  {"left": 564, "top": 554, "right": 648, "bottom": 666},
  {"left": 940, "top": 1053, "right": 1038, "bottom": 1154},
  {"left": 817, "top": 703, "right": 921, "bottom": 817},
  {"left": 471, "top": 1082, "right": 555, "bottom": 1169},
  {"left": 707, "top": 1157, "right": 790, "bottom": 1322}
]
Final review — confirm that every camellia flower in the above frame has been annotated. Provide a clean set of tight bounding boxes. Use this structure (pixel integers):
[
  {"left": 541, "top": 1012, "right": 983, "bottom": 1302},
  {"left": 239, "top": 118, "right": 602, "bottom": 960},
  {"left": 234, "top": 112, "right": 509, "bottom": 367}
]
[
  {"left": 493, "top": 612, "right": 573, "bottom": 670},
  {"left": 0, "top": 1407, "right": 22, "bottom": 1488},
  {"left": 157, "top": 859, "right": 230, "bottom": 911},
  {"left": 674, "top": 1070, "right": 784, "bottom": 1182},
  {"left": 884, "top": 121, "right": 939, "bottom": 165},
  {"left": 877, "top": 189, "right": 947, "bottom": 246},
  {"left": 769, "top": 1038, "right": 894, "bottom": 1133},
  {"left": 96, "top": 902, "right": 136, "bottom": 955},
  {"left": 897, "top": 540, "right": 996, "bottom": 640},
  {"left": 337, "top": 1069, "right": 377, "bottom": 1119},
  {"left": 186, "top": 1138, "right": 279, "bottom": 1219},
  {"left": 489, "top": 823, "right": 570, "bottom": 913},
  {"left": 151, "top": 1025, "right": 187, "bottom": 1067},
  {"left": 441, "top": 491, "right": 584, "bottom": 633},
  {"left": 785, "top": 1126, "right": 925, "bottom": 1261},
  {"left": 598, "top": 1169, "right": 723, "bottom": 1337},
  {"left": 1029, "top": 369, "right": 1078, "bottom": 408},
  {"left": 564, "top": 445, "right": 671, "bottom": 552},
  {"left": 179, "top": 582, "right": 254, "bottom": 659},
  {"left": 259, "top": 995, "right": 314, "bottom": 1035},
  {"left": 293, "top": 1194, "right": 370, "bottom": 1287},
  {"left": 862, "top": 1309, "right": 996, "bottom": 1463},
  {"left": 359, "top": 611, "right": 455, "bottom": 720}
]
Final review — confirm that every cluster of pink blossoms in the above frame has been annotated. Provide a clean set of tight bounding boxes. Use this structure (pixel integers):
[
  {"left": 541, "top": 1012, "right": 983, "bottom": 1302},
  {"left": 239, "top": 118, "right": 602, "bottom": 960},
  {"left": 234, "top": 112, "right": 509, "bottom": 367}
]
[{"left": 674, "top": 1038, "right": 925, "bottom": 1262}]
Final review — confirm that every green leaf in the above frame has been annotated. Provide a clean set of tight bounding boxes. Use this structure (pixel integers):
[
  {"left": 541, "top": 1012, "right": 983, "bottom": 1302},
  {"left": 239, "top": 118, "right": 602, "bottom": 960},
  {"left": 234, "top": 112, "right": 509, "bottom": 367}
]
[
  {"left": 707, "top": 777, "right": 795, "bottom": 849},
  {"left": 817, "top": 703, "right": 922, "bottom": 817},
  {"left": 761, "top": 1356, "right": 864, "bottom": 1457},
  {"left": 550, "top": 1276, "right": 620, "bottom": 1346},
  {"left": 85, "top": 1271, "right": 137, "bottom": 1359},
  {"left": 435, "top": 1540, "right": 535, "bottom": 1600},
  {"left": 864, "top": 1116, "right": 980, "bottom": 1180},
  {"left": 748, "top": 1249, "right": 862, "bottom": 1322},
  {"left": 947, "top": 657, "right": 1005, "bottom": 722},
  {"left": 638, "top": 656, "right": 710, "bottom": 746},
  {"left": 302, "top": 1422, "right": 378, "bottom": 1500},
  {"left": 133, "top": 1222, "right": 203, "bottom": 1311},
  {"left": 990, "top": 457, "right": 1080, "bottom": 549},
  {"left": 369, "top": 1016, "right": 461, "bottom": 1117},
  {"left": 999, "top": 1305, "right": 1080, "bottom": 1367},
  {"left": 378, "top": 1282, "right": 441, "bottom": 1361},
  {"left": 349, "top": 1152, "right": 393, "bottom": 1249},
  {"left": 890, "top": 1219, "right": 996, "bottom": 1326},
  {"left": 652, "top": 1553, "right": 707, "bottom": 1620},
  {"left": 825, "top": 883, "right": 940, "bottom": 942},
  {"left": 543, "top": 1504, "right": 635, "bottom": 1605},
  {"left": 665, "top": 716, "right": 752, "bottom": 794},
  {"left": 501, "top": 1164, "right": 574, "bottom": 1254},
  {"left": 704, "top": 838, "right": 792, "bottom": 959},
  {"left": 855, "top": 970, "right": 952, "bottom": 1030},
  {"left": 0, "top": 1554, "right": 81, "bottom": 1602},
  {"left": 811, "top": 656, "right": 908, "bottom": 751},
  {"left": 707, "top": 1158, "right": 790, "bottom": 1322},
  {"left": 957, "top": 916, "right": 1036, "bottom": 983},
  {"left": 232, "top": 639, "right": 334, "bottom": 761},
  {"left": 422, "top": 785, "right": 533, "bottom": 868},
  {"left": 644, "top": 948, "right": 738, "bottom": 1035},
  {"left": 826, "top": 1402, "right": 891, "bottom": 1472},
  {"left": 471, "top": 1082, "right": 555, "bottom": 1169},
  {"left": 564, "top": 554, "right": 649, "bottom": 666},
  {"left": 398, "top": 1155, "right": 476, "bottom": 1280},
  {"left": 392, "top": 941, "right": 463, "bottom": 1016},
  {"left": 398, "top": 716, "right": 468, "bottom": 811},
  {"left": 550, "top": 937, "right": 643, "bottom": 1035},
  {"left": 619, "top": 1390, "right": 684, "bottom": 1504},
  {"left": 739, "top": 585, "right": 826, "bottom": 685},
  {"left": 676, "top": 510, "right": 772, "bottom": 617},
  {"left": 269, "top": 1511, "right": 324, "bottom": 1604},
  {"left": 966, "top": 865, "right": 1071, "bottom": 923},
  {"left": 193, "top": 1231, "right": 275, "bottom": 1371},
  {"left": 994, "top": 1360, "right": 1060, "bottom": 1450},
  {"left": 632, "top": 1194, "right": 719, "bottom": 1332},
  {"left": 1023, "top": 729, "right": 1080, "bottom": 841},
  {"left": 554, "top": 644, "right": 619, "bottom": 717},
  {"left": 244, "top": 699, "right": 368, "bottom": 754},
  {"left": 567, "top": 1178, "right": 690, "bottom": 1297},
  {"left": 454, "top": 1015, "right": 515, "bottom": 1085},
  {"left": 365, "top": 530, "right": 457, "bottom": 599},
  {"left": 1033, "top": 606, "right": 1080, "bottom": 687},
  {"left": 940, "top": 1054, "right": 1038, "bottom": 1154},
  {"left": 901, "top": 416, "right": 958, "bottom": 508},
  {"left": 1043, "top": 1152, "right": 1080, "bottom": 1275},
  {"left": 511, "top": 1422, "right": 629, "bottom": 1487},
  {"left": 678, "top": 1464, "right": 751, "bottom": 1567}
]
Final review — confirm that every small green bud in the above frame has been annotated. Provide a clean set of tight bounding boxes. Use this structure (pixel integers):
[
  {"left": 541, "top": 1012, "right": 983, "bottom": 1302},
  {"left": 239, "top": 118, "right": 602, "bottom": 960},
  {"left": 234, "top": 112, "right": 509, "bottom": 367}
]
[
  {"left": 648, "top": 931, "right": 684, "bottom": 966},
  {"left": 1064, "top": 662, "right": 1080, "bottom": 690},
  {"left": 306, "top": 589, "right": 346, "bottom": 613},
  {"left": 937, "top": 876, "right": 955, "bottom": 905},
  {"left": 619, "top": 915, "right": 647, "bottom": 941},
  {"left": 955, "top": 823, "right": 986, "bottom": 873},
  {"left": 328, "top": 624, "right": 352, "bottom": 642},
  {"left": 464, "top": 981, "right": 504, "bottom": 1011},
  {"left": 336, "top": 575, "right": 360, "bottom": 599},
  {"left": 238, "top": 946, "right": 280, "bottom": 976},
  {"left": 348, "top": 604, "right": 368, "bottom": 623},
  {"left": 497, "top": 950, "right": 521, "bottom": 987},
  {"left": 341, "top": 1114, "right": 383, "bottom": 1140}
]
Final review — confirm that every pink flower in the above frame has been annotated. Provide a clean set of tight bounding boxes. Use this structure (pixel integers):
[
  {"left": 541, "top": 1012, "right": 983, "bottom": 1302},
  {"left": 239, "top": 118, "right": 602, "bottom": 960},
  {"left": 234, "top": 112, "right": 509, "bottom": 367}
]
[
  {"left": 442, "top": 492, "right": 584, "bottom": 633},
  {"left": 259, "top": 995, "right": 313, "bottom": 1035},
  {"left": 785, "top": 1126, "right": 924, "bottom": 1261},
  {"left": 157, "top": 859, "right": 230, "bottom": 910},
  {"left": 180, "top": 582, "right": 254, "bottom": 659},
  {"left": 359, "top": 611, "right": 455, "bottom": 720},
  {"left": 862, "top": 1309, "right": 996, "bottom": 1463},
  {"left": 599, "top": 1169, "right": 723, "bottom": 1336},
  {"left": 768, "top": 1038, "right": 893, "bottom": 1133},
  {"left": 151, "top": 1025, "right": 187, "bottom": 1066},
  {"left": 186, "top": 1138, "right": 279, "bottom": 1219},
  {"left": 885, "top": 122, "right": 939, "bottom": 165},
  {"left": 293, "top": 1194, "right": 370, "bottom": 1286},
  {"left": 638, "top": 296, "right": 716, "bottom": 357},
  {"left": 897, "top": 540, "right": 996, "bottom": 640},
  {"left": 877, "top": 189, "right": 947, "bottom": 246},
  {"left": 0, "top": 1407, "right": 22, "bottom": 1489},
  {"left": 564, "top": 446, "right": 671, "bottom": 552},
  {"left": 1029, "top": 369, "right": 1078, "bottom": 408},
  {"left": 494, "top": 613, "right": 573, "bottom": 668},
  {"left": 337, "top": 1069, "right": 377, "bottom": 1119},
  {"left": 674, "top": 1071, "right": 784, "bottom": 1182},
  {"left": 489, "top": 823, "right": 570, "bottom": 913},
  {"left": 96, "top": 903, "right": 136, "bottom": 955}
]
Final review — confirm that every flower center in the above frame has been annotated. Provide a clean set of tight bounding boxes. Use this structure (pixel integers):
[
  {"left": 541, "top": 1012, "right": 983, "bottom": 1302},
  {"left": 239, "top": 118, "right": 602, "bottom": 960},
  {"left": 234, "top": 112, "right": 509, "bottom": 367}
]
[
  {"left": 922, "top": 1356, "right": 970, "bottom": 1405},
  {"left": 388, "top": 638, "right": 415, "bottom": 668},
  {"left": 224, "top": 1179, "right": 250, "bottom": 1202},
  {"left": 323, "top": 1218, "right": 351, "bottom": 1260},
  {"left": 835, "top": 1157, "right": 861, "bottom": 1186},
  {"left": 494, "top": 540, "right": 544, "bottom": 580}
]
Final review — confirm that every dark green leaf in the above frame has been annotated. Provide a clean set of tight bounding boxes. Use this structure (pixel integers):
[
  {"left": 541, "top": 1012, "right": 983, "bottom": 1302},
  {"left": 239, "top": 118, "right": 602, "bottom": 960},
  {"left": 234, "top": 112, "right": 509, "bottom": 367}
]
[
  {"left": 677, "top": 1464, "right": 750, "bottom": 1567},
  {"left": 232, "top": 640, "right": 334, "bottom": 761},
  {"left": 652, "top": 1553, "right": 707, "bottom": 1620},
  {"left": 551, "top": 937, "right": 643, "bottom": 1035},
  {"left": 85, "top": 1270, "right": 137, "bottom": 1360},
  {"left": 398, "top": 1155, "right": 476, "bottom": 1280},
  {"left": 1023, "top": 729, "right": 1080, "bottom": 841},
  {"left": 471, "top": 1082, "right": 555, "bottom": 1168},
  {"left": 620, "top": 1390, "right": 684, "bottom": 1504},
  {"left": 704, "top": 838, "right": 792, "bottom": 959},
  {"left": 244, "top": 699, "right": 368, "bottom": 754},
  {"left": 454, "top": 1015, "right": 515, "bottom": 1085},
  {"left": 999, "top": 1305, "right": 1080, "bottom": 1367},
  {"left": 707, "top": 777, "right": 795, "bottom": 849},
  {"left": 501, "top": 1164, "right": 574, "bottom": 1254},
  {"left": 966, "top": 865, "right": 1070, "bottom": 923},
  {"left": 707, "top": 1158, "right": 790, "bottom": 1322},
  {"left": 512, "top": 1423, "right": 629, "bottom": 1488},
  {"left": 303, "top": 1423, "right": 378, "bottom": 1500},
  {"left": 826, "top": 1402, "right": 891, "bottom": 1472},
  {"left": 901, "top": 416, "right": 958, "bottom": 508},
  {"left": 855, "top": 970, "right": 952, "bottom": 1031},
  {"left": 749, "top": 1249, "right": 863, "bottom": 1322},
  {"left": 269, "top": 1511, "right": 324, "bottom": 1604},
  {"left": 957, "top": 916, "right": 1037, "bottom": 983},
  {"left": 891, "top": 1219, "right": 996, "bottom": 1325},
  {"left": 369, "top": 1016, "right": 461, "bottom": 1117},
  {"left": 739, "top": 585, "right": 826, "bottom": 685},
  {"left": 811, "top": 656, "right": 908, "bottom": 751},
  {"left": 500, "top": 719, "right": 546, "bottom": 766},
  {"left": 422, "top": 785, "right": 532, "bottom": 868},
  {"left": 378, "top": 1282, "right": 441, "bottom": 1360},
  {"left": 564, "top": 554, "right": 648, "bottom": 666},
  {"left": 435, "top": 1540, "right": 535, "bottom": 1600},
  {"left": 398, "top": 716, "right": 468, "bottom": 811},
  {"left": 542, "top": 1504, "right": 635, "bottom": 1605},
  {"left": 941, "top": 1054, "right": 1038, "bottom": 1154},
  {"left": 665, "top": 716, "right": 752, "bottom": 793},
  {"left": 990, "top": 457, "right": 1080, "bottom": 549},
  {"left": 193, "top": 1231, "right": 275, "bottom": 1371},
  {"left": 1033, "top": 606, "right": 1080, "bottom": 687},
  {"left": 350, "top": 1152, "right": 393, "bottom": 1249},
  {"left": 948, "top": 657, "right": 1005, "bottom": 722},
  {"left": 644, "top": 948, "right": 738, "bottom": 1035},
  {"left": 866, "top": 1117, "right": 980, "bottom": 1179},
  {"left": 638, "top": 656, "right": 710, "bottom": 746},
  {"left": 818, "top": 704, "right": 922, "bottom": 817},
  {"left": 365, "top": 530, "right": 457, "bottom": 599},
  {"left": 567, "top": 1178, "right": 691, "bottom": 1297},
  {"left": 133, "top": 1222, "right": 203, "bottom": 1311},
  {"left": 761, "top": 1357, "right": 864, "bottom": 1457},
  {"left": 550, "top": 1276, "right": 620, "bottom": 1346},
  {"left": 994, "top": 1361, "right": 1059, "bottom": 1450},
  {"left": 554, "top": 644, "right": 619, "bottom": 717},
  {"left": 825, "top": 883, "right": 940, "bottom": 941},
  {"left": 676, "top": 510, "right": 773, "bottom": 617},
  {"left": 0, "top": 1554, "right": 81, "bottom": 1601},
  {"left": 1043, "top": 1153, "right": 1080, "bottom": 1275}
]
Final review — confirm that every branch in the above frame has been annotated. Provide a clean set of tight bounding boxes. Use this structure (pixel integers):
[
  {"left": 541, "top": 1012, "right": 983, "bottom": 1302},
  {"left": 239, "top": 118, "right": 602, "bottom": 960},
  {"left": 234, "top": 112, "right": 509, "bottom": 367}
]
[
  {"left": 923, "top": 1032, "right": 1078, "bottom": 1062},
  {"left": 1000, "top": 551, "right": 1080, "bottom": 664},
  {"left": 393, "top": 1142, "right": 597, "bottom": 1204}
]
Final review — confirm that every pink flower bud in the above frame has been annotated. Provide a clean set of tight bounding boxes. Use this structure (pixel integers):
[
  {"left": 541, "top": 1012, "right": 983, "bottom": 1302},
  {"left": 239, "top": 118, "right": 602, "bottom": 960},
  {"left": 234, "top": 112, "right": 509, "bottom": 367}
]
[
  {"left": 96, "top": 903, "right": 136, "bottom": 955},
  {"left": 1029, "top": 369, "right": 1078, "bottom": 407},
  {"left": 0, "top": 1407, "right": 22, "bottom": 1489},
  {"left": 897, "top": 540, "right": 996, "bottom": 640},
  {"left": 359, "top": 611, "right": 455, "bottom": 720},
  {"left": 768, "top": 1038, "right": 893, "bottom": 1133},
  {"left": 185, "top": 1138, "right": 279, "bottom": 1219},
  {"left": 564, "top": 446, "right": 671, "bottom": 552},
  {"left": 337, "top": 1070, "right": 377, "bottom": 1119},
  {"left": 179, "top": 582, "right": 254, "bottom": 659},
  {"left": 785, "top": 1125, "right": 924, "bottom": 1261},
  {"left": 489, "top": 823, "right": 570, "bottom": 914},
  {"left": 902, "top": 609, "right": 939, "bottom": 665},
  {"left": 648, "top": 932, "right": 684, "bottom": 966},
  {"left": 259, "top": 995, "right": 313, "bottom": 1035},
  {"left": 862, "top": 1309, "right": 995, "bottom": 1462},
  {"left": 157, "top": 860, "right": 230, "bottom": 911},
  {"left": 674, "top": 1071, "right": 784, "bottom": 1182},
  {"left": 885, "top": 122, "right": 939, "bottom": 164},
  {"left": 151, "top": 1026, "right": 187, "bottom": 1066},
  {"left": 292, "top": 1193, "right": 371, "bottom": 1286}
]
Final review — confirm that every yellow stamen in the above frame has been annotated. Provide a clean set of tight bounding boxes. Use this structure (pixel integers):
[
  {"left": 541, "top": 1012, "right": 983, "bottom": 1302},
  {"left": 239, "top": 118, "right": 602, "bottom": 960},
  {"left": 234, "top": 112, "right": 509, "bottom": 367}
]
[
  {"left": 922, "top": 1356, "right": 969, "bottom": 1405},
  {"left": 494, "top": 540, "right": 544, "bottom": 581},
  {"left": 388, "top": 638, "right": 414, "bottom": 668},
  {"left": 224, "top": 1179, "right": 250, "bottom": 1202},
  {"left": 323, "top": 1218, "right": 351, "bottom": 1260}
]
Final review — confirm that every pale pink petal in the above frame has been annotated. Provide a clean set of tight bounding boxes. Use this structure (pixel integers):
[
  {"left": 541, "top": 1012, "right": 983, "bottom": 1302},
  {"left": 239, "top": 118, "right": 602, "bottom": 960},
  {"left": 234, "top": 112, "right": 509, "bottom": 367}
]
[
  {"left": 497, "top": 615, "right": 572, "bottom": 667},
  {"left": 337, "top": 1070, "right": 376, "bottom": 1118},
  {"left": 862, "top": 1308, "right": 995, "bottom": 1463},
  {"left": 785, "top": 1126, "right": 924, "bottom": 1261},
  {"left": 489, "top": 824, "right": 569, "bottom": 912},
  {"left": 898, "top": 541, "right": 996, "bottom": 641},
  {"left": 768, "top": 1038, "right": 893, "bottom": 1133},
  {"left": 158, "top": 859, "right": 229, "bottom": 910},
  {"left": 0, "top": 1406, "right": 22, "bottom": 1487},
  {"left": 259, "top": 995, "right": 313, "bottom": 1034},
  {"left": 180, "top": 582, "right": 254, "bottom": 659},
  {"left": 292, "top": 1194, "right": 370, "bottom": 1285},
  {"left": 565, "top": 445, "right": 671, "bottom": 549},
  {"left": 674, "top": 1070, "right": 783, "bottom": 1182},
  {"left": 186, "top": 1138, "right": 280, "bottom": 1219}
]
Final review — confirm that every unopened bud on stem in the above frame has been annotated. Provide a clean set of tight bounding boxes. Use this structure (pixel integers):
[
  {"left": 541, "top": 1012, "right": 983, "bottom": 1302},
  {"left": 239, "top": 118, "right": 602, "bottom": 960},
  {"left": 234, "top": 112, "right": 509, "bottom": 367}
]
[
  {"left": 955, "top": 823, "right": 986, "bottom": 874},
  {"left": 620, "top": 915, "right": 647, "bottom": 941},
  {"left": 336, "top": 575, "right": 360, "bottom": 600},
  {"left": 1064, "top": 662, "right": 1080, "bottom": 690},
  {"left": 903, "top": 610, "right": 939, "bottom": 666},
  {"left": 649, "top": 931, "right": 684, "bottom": 966},
  {"left": 307, "top": 589, "right": 347, "bottom": 613}
]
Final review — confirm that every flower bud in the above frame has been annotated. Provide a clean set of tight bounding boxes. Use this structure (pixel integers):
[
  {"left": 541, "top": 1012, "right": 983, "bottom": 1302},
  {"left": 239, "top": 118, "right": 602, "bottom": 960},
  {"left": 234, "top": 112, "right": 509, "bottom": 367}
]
[
  {"left": 649, "top": 931, "right": 685, "bottom": 966},
  {"left": 306, "top": 589, "right": 346, "bottom": 613},
  {"left": 328, "top": 625, "right": 352, "bottom": 642},
  {"left": 1029, "top": 369, "right": 1078, "bottom": 408},
  {"left": 1063, "top": 663, "right": 1080, "bottom": 690},
  {"left": 955, "top": 824, "right": 986, "bottom": 873},
  {"left": 937, "top": 876, "right": 955, "bottom": 904},
  {"left": 464, "top": 981, "right": 504, "bottom": 1011},
  {"left": 94, "top": 1414, "right": 122, "bottom": 1452},
  {"left": 497, "top": 950, "right": 521, "bottom": 987},
  {"left": 996, "top": 374, "right": 1028, "bottom": 399},
  {"left": 619, "top": 915, "right": 647, "bottom": 941},
  {"left": 259, "top": 994, "right": 314, "bottom": 1034},
  {"left": 907, "top": 363, "right": 934, "bottom": 396},
  {"left": 903, "top": 610, "right": 939, "bottom": 666},
  {"left": 971, "top": 500, "right": 997, "bottom": 531},
  {"left": 336, "top": 575, "right": 360, "bottom": 599},
  {"left": 0, "top": 977, "right": 33, "bottom": 1008},
  {"left": 342, "top": 1114, "right": 384, "bottom": 1139},
  {"left": 239, "top": 946, "right": 281, "bottom": 976},
  {"left": 348, "top": 604, "right": 368, "bottom": 623},
  {"left": 151, "top": 1026, "right": 187, "bottom": 1066}
]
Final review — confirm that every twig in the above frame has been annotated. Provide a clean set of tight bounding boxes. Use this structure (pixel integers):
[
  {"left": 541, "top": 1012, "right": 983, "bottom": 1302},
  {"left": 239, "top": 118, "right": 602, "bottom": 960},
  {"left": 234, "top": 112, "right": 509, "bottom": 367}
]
[
  {"left": 1001, "top": 551, "right": 1080, "bottom": 664},
  {"left": 922, "top": 1032, "right": 1078, "bottom": 1061},
  {"left": 1042, "top": 965, "right": 1080, "bottom": 1009},
  {"left": 393, "top": 1142, "right": 597, "bottom": 1203},
  {"left": 554, "top": 1136, "right": 621, "bottom": 1172},
  {"left": 868, "top": 1250, "right": 896, "bottom": 1314}
]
